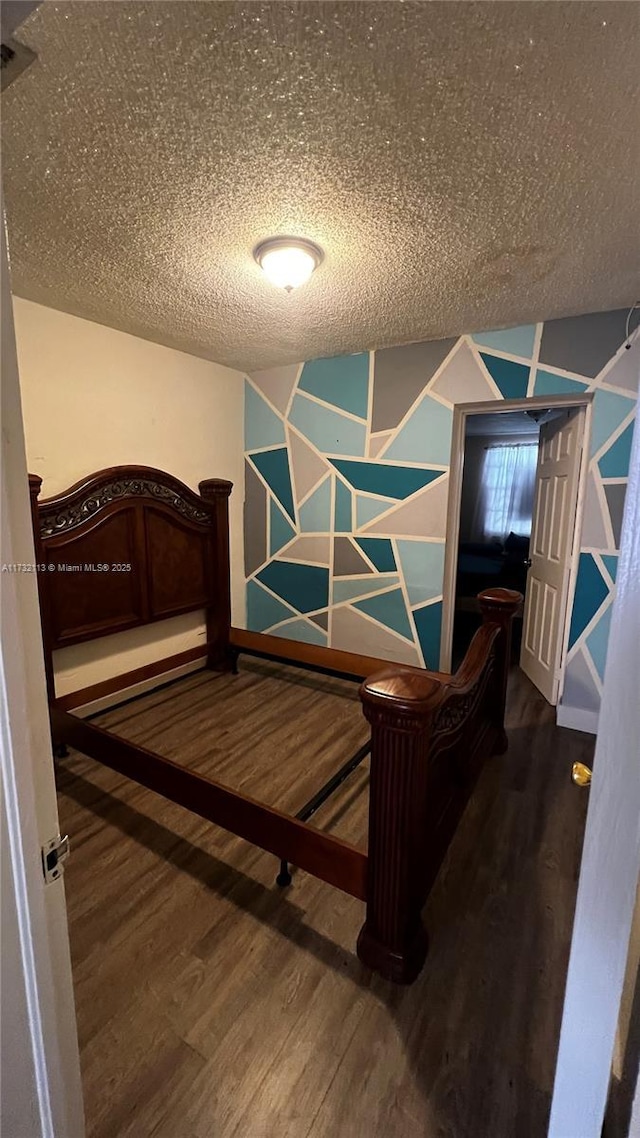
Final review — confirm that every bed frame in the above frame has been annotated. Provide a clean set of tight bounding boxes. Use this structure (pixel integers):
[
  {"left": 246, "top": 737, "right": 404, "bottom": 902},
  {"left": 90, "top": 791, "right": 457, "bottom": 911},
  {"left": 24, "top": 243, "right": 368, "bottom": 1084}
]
[{"left": 29, "top": 464, "right": 521, "bottom": 984}]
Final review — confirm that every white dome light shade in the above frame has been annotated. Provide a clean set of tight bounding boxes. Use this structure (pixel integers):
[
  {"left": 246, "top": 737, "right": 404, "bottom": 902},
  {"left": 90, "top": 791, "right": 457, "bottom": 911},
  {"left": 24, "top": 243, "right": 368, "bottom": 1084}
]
[{"left": 254, "top": 237, "right": 323, "bottom": 292}]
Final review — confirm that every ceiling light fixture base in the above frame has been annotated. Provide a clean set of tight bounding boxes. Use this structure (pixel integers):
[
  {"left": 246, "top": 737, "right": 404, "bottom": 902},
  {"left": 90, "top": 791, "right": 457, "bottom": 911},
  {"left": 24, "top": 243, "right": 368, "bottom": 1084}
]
[{"left": 254, "top": 236, "right": 324, "bottom": 292}]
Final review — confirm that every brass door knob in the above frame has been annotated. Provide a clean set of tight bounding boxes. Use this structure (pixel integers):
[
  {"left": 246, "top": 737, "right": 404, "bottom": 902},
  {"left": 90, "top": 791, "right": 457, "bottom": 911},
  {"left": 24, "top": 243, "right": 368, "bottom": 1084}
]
[{"left": 572, "top": 762, "right": 592, "bottom": 787}]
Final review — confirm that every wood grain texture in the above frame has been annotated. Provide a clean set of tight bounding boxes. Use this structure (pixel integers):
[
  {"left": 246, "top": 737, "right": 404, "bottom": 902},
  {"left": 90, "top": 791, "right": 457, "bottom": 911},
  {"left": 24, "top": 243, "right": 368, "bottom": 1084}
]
[
  {"left": 56, "top": 659, "right": 593, "bottom": 1137},
  {"left": 29, "top": 465, "right": 233, "bottom": 678}
]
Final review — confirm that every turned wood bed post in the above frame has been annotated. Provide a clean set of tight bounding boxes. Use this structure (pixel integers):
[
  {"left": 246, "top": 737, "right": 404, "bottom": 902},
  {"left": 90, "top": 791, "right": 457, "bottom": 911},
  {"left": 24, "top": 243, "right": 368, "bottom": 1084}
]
[
  {"left": 28, "top": 473, "right": 56, "bottom": 704},
  {"left": 477, "top": 587, "right": 522, "bottom": 754},
  {"left": 198, "top": 477, "right": 233, "bottom": 670},
  {"left": 357, "top": 587, "right": 521, "bottom": 984},
  {"left": 357, "top": 670, "right": 443, "bottom": 983}
]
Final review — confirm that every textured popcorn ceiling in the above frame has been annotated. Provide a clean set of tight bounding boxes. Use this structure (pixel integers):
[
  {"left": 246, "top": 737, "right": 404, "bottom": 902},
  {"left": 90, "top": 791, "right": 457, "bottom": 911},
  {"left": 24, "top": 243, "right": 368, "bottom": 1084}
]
[{"left": 2, "top": 1, "right": 639, "bottom": 371}]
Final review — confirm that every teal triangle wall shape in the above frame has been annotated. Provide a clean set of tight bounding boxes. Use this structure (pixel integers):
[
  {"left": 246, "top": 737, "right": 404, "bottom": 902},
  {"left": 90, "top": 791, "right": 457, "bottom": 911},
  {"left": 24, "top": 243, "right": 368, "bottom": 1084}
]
[
  {"left": 330, "top": 459, "right": 444, "bottom": 499},
  {"left": 479, "top": 353, "right": 530, "bottom": 400},
  {"left": 257, "top": 560, "right": 329, "bottom": 614},
  {"left": 533, "top": 369, "right": 589, "bottom": 397},
  {"left": 247, "top": 579, "right": 297, "bottom": 632},
  {"left": 354, "top": 587, "right": 413, "bottom": 641},
  {"left": 413, "top": 601, "right": 443, "bottom": 669},
  {"left": 250, "top": 447, "right": 296, "bottom": 522},
  {"left": 334, "top": 476, "right": 352, "bottom": 532},
  {"left": 298, "top": 354, "right": 370, "bottom": 419},
  {"left": 598, "top": 422, "right": 634, "bottom": 478},
  {"left": 269, "top": 496, "right": 295, "bottom": 556},
  {"left": 591, "top": 390, "right": 635, "bottom": 457},
  {"left": 355, "top": 538, "right": 396, "bottom": 573},
  {"left": 568, "top": 554, "right": 609, "bottom": 648}
]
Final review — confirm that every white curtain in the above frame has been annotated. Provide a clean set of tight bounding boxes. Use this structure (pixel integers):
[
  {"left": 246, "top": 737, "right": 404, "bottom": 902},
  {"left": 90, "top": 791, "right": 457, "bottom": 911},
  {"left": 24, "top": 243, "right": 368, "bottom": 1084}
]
[{"left": 470, "top": 443, "right": 538, "bottom": 542}]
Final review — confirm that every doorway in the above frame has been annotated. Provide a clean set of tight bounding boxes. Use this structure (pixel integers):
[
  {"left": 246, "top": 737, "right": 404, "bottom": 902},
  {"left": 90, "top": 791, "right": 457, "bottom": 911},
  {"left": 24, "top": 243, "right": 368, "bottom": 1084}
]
[
  {"left": 452, "top": 409, "right": 539, "bottom": 669},
  {"left": 441, "top": 395, "right": 593, "bottom": 705}
]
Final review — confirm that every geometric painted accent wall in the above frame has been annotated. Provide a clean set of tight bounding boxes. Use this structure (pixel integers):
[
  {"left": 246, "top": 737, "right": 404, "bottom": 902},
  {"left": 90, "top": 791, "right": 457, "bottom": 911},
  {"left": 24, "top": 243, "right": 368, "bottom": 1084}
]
[{"left": 244, "top": 310, "right": 638, "bottom": 719}]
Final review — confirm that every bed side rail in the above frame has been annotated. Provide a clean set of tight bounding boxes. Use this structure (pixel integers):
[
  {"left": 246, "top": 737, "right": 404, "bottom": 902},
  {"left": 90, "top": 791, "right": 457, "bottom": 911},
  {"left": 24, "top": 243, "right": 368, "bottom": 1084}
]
[
  {"left": 228, "top": 626, "right": 451, "bottom": 683},
  {"left": 356, "top": 587, "right": 522, "bottom": 983},
  {"left": 51, "top": 707, "right": 367, "bottom": 901}
]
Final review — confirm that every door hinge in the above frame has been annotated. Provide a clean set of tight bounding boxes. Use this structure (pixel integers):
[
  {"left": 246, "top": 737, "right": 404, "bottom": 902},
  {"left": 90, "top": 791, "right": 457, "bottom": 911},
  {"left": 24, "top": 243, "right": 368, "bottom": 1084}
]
[{"left": 41, "top": 834, "right": 70, "bottom": 884}]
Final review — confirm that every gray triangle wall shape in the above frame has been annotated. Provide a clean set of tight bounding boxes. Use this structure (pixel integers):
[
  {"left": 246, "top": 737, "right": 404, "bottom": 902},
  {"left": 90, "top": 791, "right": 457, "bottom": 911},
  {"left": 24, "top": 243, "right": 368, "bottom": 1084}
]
[
  {"left": 604, "top": 483, "right": 627, "bottom": 547},
  {"left": 371, "top": 338, "right": 458, "bottom": 433},
  {"left": 244, "top": 460, "right": 266, "bottom": 576},
  {"left": 333, "top": 537, "right": 374, "bottom": 577}
]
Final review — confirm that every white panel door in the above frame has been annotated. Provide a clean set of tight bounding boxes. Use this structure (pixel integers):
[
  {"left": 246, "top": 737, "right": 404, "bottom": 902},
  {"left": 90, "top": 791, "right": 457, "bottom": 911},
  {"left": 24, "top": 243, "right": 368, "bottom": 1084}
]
[{"left": 520, "top": 407, "right": 585, "bottom": 704}]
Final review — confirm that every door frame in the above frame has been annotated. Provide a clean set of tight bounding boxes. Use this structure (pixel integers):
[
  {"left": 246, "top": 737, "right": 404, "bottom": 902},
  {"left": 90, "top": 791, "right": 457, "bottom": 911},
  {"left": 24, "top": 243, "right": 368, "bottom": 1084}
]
[
  {"left": 440, "top": 393, "right": 594, "bottom": 683},
  {"left": 1, "top": 199, "right": 85, "bottom": 1135},
  {"left": 1, "top": 6, "right": 83, "bottom": 1128}
]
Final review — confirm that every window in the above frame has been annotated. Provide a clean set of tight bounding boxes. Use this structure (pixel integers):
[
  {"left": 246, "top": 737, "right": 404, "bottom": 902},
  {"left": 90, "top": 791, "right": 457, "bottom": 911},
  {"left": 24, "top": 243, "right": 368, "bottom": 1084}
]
[{"left": 480, "top": 443, "right": 538, "bottom": 540}]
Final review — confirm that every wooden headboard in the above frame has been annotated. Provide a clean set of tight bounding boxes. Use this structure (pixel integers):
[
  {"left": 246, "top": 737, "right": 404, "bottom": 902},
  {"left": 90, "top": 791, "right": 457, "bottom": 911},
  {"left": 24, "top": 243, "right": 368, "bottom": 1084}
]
[{"left": 29, "top": 465, "right": 233, "bottom": 701}]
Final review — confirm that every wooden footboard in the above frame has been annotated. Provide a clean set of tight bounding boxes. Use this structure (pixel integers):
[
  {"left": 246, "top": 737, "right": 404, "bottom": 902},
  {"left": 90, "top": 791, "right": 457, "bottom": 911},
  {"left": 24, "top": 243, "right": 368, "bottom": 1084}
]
[{"left": 357, "top": 587, "right": 522, "bottom": 983}]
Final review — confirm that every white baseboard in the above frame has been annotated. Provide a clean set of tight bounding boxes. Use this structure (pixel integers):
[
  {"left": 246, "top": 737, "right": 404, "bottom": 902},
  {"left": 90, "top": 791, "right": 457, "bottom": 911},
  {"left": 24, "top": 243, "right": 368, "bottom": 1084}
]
[{"left": 556, "top": 703, "right": 599, "bottom": 735}]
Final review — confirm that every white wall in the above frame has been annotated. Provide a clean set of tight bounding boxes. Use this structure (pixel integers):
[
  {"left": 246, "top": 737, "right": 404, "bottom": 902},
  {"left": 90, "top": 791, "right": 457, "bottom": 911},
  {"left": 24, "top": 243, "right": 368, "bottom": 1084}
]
[{"left": 13, "top": 298, "right": 245, "bottom": 696}]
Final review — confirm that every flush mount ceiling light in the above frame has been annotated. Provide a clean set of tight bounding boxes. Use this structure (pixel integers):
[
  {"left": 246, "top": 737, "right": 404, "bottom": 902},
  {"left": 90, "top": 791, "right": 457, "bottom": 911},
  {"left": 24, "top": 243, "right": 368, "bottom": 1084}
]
[{"left": 254, "top": 236, "right": 323, "bottom": 292}]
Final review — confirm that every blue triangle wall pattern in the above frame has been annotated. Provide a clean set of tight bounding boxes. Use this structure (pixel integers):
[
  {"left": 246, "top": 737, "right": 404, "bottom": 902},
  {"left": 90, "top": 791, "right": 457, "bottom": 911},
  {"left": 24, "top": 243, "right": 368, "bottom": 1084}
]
[
  {"left": 244, "top": 309, "right": 635, "bottom": 725},
  {"left": 250, "top": 448, "right": 296, "bottom": 522},
  {"left": 479, "top": 352, "right": 530, "bottom": 399}
]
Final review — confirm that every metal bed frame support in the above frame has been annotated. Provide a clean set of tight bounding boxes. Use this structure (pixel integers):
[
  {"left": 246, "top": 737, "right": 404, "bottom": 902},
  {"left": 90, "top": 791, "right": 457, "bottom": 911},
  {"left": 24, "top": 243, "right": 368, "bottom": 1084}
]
[
  {"left": 276, "top": 738, "right": 372, "bottom": 887},
  {"left": 229, "top": 634, "right": 376, "bottom": 888}
]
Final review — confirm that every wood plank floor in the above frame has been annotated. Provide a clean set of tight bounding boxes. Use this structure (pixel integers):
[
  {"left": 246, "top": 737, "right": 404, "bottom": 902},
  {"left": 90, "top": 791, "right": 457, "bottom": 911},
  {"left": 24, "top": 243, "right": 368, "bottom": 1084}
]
[{"left": 56, "top": 661, "right": 593, "bottom": 1138}]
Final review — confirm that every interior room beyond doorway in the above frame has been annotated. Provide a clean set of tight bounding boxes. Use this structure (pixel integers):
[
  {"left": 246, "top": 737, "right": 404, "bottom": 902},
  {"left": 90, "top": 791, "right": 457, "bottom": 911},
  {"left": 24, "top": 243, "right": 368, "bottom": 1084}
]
[
  {"left": 442, "top": 396, "right": 592, "bottom": 705},
  {"left": 453, "top": 410, "right": 541, "bottom": 668}
]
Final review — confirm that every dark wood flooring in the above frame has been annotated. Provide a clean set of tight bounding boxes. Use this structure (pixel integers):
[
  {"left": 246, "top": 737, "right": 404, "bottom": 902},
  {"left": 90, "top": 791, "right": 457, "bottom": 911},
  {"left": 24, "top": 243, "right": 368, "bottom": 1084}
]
[{"left": 56, "top": 661, "right": 593, "bottom": 1138}]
